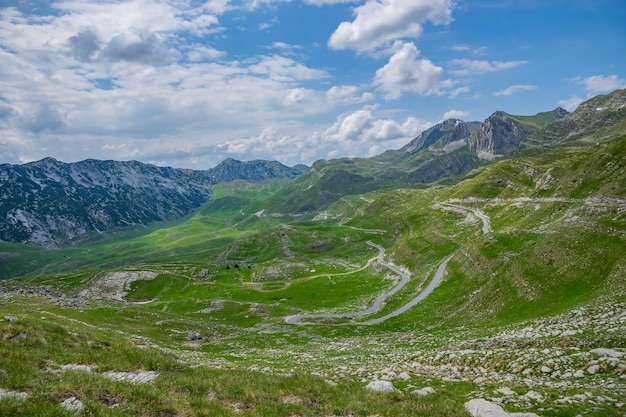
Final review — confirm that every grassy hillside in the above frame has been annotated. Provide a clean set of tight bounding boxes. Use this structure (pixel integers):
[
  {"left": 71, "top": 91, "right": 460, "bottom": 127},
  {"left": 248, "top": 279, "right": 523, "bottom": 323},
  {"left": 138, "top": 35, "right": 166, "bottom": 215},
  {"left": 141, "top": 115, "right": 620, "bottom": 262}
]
[{"left": 1, "top": 93, "right": 625, "bottom": 416}]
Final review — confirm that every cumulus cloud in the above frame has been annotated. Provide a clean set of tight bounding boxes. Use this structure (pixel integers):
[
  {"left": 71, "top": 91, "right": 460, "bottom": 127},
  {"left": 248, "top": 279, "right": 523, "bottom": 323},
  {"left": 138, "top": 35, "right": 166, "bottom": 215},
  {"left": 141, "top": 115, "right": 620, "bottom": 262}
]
[
  {"left": 326, "top": 85, "right": 374, "bottom": 104},
  {"left": 328, "top": 0, "right": 453, "bottom": 52},
  {"left": 492, "top": 84, "right": 537, "bottom": 96},
  {"left": 373, "top": 42, "right": 454, "bottom": 100},
  {"left": 571, "top": 74, "right": 626, "bottom": 97},
  {"left": 442, "top": 109, "right": 468, "bottom": 120},
  {"left": 449, "top": 59, "right": 528, "bottom": 76},
  {"left": 101, "top": 32, "right": 180, "bottom": 65}
]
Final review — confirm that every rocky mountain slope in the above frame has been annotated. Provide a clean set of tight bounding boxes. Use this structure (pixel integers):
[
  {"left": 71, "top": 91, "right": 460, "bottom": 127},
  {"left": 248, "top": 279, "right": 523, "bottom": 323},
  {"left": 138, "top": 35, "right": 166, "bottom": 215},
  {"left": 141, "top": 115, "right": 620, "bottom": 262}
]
[
  {"left": 261, "top": 103, "right": 574, "bottom": 214},
  {"left": 0, "top": 157, "right": 306, "bottom": 248}
]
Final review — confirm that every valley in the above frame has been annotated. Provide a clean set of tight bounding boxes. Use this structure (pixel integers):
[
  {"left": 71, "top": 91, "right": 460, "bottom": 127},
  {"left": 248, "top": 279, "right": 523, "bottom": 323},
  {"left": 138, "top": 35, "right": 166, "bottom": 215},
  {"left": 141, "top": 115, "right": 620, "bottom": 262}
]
[{"left": 0, "top": 90, "right": 625, "bottom": 416}]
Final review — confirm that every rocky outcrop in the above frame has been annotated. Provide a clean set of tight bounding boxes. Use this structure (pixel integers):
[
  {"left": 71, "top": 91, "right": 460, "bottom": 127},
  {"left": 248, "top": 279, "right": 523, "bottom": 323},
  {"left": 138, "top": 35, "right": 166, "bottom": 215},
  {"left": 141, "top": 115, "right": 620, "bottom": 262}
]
[
  {"left": 468, "top": 112, "right": 535, "bottom": 159},
  {"left": 0, "top": 157, "right": 307, "bottom": 248},
  {"left": 207, "top": 158, "right": 308, "bottom": 182},
  {"left": 402, "top": 119, "right": 480, "bottom": 154}
]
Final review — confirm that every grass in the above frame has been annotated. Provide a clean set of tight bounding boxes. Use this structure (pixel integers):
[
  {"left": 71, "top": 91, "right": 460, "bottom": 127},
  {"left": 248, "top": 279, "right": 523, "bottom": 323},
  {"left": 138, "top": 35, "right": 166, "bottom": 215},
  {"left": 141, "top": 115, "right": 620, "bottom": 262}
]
[{"left": 1, "top": 126, "right": 625, "bottom": 415}]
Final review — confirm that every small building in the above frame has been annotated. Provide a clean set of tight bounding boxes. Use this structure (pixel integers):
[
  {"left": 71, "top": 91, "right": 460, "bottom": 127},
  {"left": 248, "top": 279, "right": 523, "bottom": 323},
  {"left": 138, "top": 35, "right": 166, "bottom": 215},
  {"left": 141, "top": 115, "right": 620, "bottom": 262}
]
[{"left": 198, "top": 268, "right": 209, "bottom": 278}]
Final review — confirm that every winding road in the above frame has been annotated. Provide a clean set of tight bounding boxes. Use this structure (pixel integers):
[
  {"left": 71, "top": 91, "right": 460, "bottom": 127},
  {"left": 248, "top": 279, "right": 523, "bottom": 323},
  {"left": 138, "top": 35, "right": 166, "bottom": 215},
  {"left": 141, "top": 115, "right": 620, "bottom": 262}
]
[
  {"left": 285, "top": 242, "right": 452, "bottom": 325},
  {"left": 285, "top": 200, "right": 492, "bottom": 326}
]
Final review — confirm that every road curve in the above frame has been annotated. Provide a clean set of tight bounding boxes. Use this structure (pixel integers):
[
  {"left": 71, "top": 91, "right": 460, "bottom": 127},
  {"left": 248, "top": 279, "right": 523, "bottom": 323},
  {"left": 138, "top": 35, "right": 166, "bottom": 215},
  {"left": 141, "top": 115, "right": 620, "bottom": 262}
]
[
  {"left": 440, "top": 202, "right": 491, "bottom": 234},
  {"left": 285, "top": 242, "right": 452, "bottom": 325}
]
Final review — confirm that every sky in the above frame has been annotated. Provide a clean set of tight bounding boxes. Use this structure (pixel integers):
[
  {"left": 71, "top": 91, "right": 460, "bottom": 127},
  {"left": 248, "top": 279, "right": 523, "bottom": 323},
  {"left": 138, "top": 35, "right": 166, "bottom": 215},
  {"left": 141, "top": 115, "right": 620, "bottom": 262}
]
[{"left": 0, "top": 0, "right": 625, "bottom": 169}]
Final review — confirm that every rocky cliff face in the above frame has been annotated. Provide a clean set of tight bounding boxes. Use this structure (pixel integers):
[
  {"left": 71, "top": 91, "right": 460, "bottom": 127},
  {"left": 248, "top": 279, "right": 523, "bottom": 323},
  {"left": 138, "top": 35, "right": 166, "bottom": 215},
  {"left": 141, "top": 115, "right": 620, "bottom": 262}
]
[
  {"left": 0, "top": 157, "right": 308, "bottom": 248},
  {"left": 402, "top": 119, "right": 480, "bottom": 154},
  {"left": 0, "top": 158, "right": 214, "bottom": 248},
  {"left": 207, "top": 158, "right": 308, "bottom": 182},
  {"left": 468, "top": 111, "right": 536, "bottom": 159}
]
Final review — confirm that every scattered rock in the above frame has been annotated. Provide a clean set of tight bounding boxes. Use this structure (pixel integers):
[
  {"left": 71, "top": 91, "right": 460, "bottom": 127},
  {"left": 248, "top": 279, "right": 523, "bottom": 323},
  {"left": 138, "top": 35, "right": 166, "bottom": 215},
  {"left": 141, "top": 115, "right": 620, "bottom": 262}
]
[
  {"left": 366, "top": 380, "right": 398, "bottom": 393},
  {"left": 587, "top": 364, "right": 600, "bottom": 374},
  {"left": 590, "top": 348, "right": 624, "bottom": 358},
  {"left": 3, "top": 316, "right": 18, "bottom": 322},
  {"left": 465, "top": 399, "right": 540, "bottom": 417},
  {"left": 61, "top": 397, "right": 84, "bottom": 412}
]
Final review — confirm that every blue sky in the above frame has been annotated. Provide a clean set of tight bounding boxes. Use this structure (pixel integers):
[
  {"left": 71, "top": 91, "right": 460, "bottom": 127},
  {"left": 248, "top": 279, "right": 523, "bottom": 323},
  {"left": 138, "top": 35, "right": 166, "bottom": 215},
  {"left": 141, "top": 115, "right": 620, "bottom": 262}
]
[{"left": 0, "top": 0, "right": 624, "bottom": 169}]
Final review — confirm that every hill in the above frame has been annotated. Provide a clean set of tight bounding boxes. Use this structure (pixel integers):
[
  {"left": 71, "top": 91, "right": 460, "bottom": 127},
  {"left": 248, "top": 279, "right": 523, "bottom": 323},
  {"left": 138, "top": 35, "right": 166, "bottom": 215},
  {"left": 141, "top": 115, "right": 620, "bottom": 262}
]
[{"left": 0, "top": 89, "right": 624, "bottom": 417}]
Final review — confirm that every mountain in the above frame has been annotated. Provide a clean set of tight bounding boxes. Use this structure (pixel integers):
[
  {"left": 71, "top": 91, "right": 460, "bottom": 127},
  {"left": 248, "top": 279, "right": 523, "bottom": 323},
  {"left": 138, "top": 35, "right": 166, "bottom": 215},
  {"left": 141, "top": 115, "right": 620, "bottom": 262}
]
[
  {"left": 261, "top": 105, "right": 572, "bottom": 214},
  {"left": 0, "top": 157, "right": 306, "bottom": 248},
  {"left": 207, "top": 158, "right": 308, "bottom": 182}
]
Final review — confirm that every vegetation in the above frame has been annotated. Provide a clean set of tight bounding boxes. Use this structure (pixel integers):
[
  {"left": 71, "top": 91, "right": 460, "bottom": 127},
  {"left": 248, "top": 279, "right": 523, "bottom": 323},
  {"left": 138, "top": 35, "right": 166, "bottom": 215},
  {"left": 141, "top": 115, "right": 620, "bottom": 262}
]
[{"left": 1, "top": 91, "right": 625, "bottom": 416}]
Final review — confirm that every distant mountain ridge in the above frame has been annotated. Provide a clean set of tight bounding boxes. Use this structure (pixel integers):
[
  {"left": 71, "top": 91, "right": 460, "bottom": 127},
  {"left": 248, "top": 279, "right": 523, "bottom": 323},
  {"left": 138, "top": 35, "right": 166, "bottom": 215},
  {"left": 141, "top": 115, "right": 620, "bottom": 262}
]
[{"left": 0, "top": 157, "right": 306, "bottom": 248}]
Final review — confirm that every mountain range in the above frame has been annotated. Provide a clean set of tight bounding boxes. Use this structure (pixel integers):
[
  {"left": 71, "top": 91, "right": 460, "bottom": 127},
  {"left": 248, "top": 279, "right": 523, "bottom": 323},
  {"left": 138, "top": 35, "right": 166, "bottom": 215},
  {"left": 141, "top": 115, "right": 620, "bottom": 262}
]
[
  {"left": 0, "top": 157, "right": 306, "bottom": 248},
  {"left": 1, "top": 89, "right": 624, "bottom": 249}
]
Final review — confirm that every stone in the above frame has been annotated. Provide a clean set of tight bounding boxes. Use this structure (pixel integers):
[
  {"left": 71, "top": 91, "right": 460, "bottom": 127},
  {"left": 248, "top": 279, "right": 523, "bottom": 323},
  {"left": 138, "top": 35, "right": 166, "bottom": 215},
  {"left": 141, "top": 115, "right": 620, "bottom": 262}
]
[
  {"left": 3, "top": 316, "right": 18, "bottom": 322},
  {"left": 573, "top": 370, "right": 585, "bottom": 378},
  {"left": 61, "top": 397, "right": 84, "bottom": 412},
  {"left": 366, "top": 380, "right": 398, "bottom": 393},
  {"left": 590, "top": 348, "right": 624, "bottom": 358},
  {"left": 413, "top": 387, "right": 435, "bottom": 396},
  {"left": 587, "top": 365, "right": 600, "bottom": 374},
  {"left": 465, "top": 399, "right": 540, "bottom": 417},
  {"left": 0, "top": 388, "right": 29, "bottom": 400},
  {"left": 103, "top": 371, "right": 158, "bottom": 384}
]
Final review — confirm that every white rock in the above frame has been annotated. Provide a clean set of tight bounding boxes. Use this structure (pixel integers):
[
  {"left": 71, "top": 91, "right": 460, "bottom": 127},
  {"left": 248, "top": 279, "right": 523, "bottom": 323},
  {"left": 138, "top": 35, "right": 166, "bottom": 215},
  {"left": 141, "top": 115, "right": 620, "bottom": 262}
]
[
  {"left": 0, "top": 388, "right": 29, "bottom": 400},
  {"left": 413, "top": 387, "right": 435, "bottom": 396},
  {"left": 587, "top": 365, "right": 600, "bottom": 374},
  {"left": 496, "top": 387, "right": 515, "bottom": 396},
  {"left": 61, "top": 364, "right": 96, "bottom": 372},
  {"left": 465, "top": 399, "right": 540, "bottom": 417},
  {"left": 398, "top": 372, "right": 411, "bottom": 381},
  {"left": 573, "top": 370, "right": 585, "bottom": 378},
  {"left": 540, "top": 366, "right": 552, "bottom": 373},
  {"left": 104, "top": 371, "right": 158, "bottom": 384},
  {"left": 523, "top": 391, "right": 544, "bottom": 402},
  {"left": 590, "top": 348, "right": 624, "bottom": 358},
  {"left": 61, "top": 397, "right": 84, "bottom": 412},
  {"left": 366, "top": 380, "right": 398, "bottom": 393}
]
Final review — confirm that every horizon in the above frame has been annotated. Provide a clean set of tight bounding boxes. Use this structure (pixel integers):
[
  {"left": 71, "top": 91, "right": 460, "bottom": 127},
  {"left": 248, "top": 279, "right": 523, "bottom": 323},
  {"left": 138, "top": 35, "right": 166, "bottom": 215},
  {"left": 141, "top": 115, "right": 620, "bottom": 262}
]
[{"left": 1, "top": 0, "right": 624, "bottom": 169}]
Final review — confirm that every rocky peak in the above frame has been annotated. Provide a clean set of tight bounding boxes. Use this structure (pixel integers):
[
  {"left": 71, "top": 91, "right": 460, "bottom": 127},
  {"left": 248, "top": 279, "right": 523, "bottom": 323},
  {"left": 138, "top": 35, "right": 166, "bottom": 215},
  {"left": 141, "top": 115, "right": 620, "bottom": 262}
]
[
  {"left": 207, "top": 159, "right": 308, "bottom": 183},
  {"left": 468, "top": 111, "right": 535, "bottom": 160},
  {"left": 402, "top": 119, "right": 479, "bottom": 154}
]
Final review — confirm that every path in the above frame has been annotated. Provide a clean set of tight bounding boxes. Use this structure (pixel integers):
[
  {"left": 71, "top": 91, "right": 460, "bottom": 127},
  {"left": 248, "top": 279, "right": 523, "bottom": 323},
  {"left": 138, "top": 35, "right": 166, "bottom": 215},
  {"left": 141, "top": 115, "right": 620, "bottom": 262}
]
[
  {"left": 439, "top": 202, "right": 491, "bottom": 234},
  {"left": 285, "top": 242, "right": 451, "bottom": 325}
]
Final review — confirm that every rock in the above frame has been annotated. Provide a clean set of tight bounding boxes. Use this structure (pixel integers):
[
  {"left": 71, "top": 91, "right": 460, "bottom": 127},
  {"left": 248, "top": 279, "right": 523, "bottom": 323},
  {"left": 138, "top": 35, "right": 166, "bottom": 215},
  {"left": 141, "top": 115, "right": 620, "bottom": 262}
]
[
  {"left": 61, "top": 397, "right": 84, "bottom": 412},
  {"left": 413, "top": 387, "right": 435, "bottom": 396},
  {"left": 187, "top": 331, "right": 202, "bottom": 341},
  {"left": 3, "top": 315, "right": 18, "bottom": 322},
  {"left": 573, "top": 370, "right": 585, "bottom": 378},
  {"left": 60, "top": 364, "right": 96, "bottom": 372},
  {"left": 587, "top": 365, "right": 600, "bottom": 374},
  {"left": 496, "top": 387, "right": 515, "bottom": 396},
  {"left": 0, "top": 388, "right": 29, "bottom": 400},
  {"left": 540, "top": 366, "right": 552, "bottom": 373},
  {"left": 366, "top": 380, "right": 398, "bottom": 393},
  {"left": 465, "top": 399, "right": 540, "bottom": 417},
  {"left": 103, "top": 371, "right": 158, "bottom": 384},
  {"left": 398, "top": 372, "right": 411, "bottom": 381},
  {"left": 590, "top": 348, "right": 624, "bottom": 358}
]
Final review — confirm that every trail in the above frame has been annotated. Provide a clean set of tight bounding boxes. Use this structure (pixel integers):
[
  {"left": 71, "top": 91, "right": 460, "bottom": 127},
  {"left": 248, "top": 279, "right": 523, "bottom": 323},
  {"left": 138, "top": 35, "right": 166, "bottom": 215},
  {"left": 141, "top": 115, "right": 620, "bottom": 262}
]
[
  {"left": 285, "top": 202, "right": 493, "bottom": 325},
  {"left": 439, "top": 202, "right": 492, "bottom": 234},
  {"left": 285, "top": 242, "right": 451, "bottom": 325}
]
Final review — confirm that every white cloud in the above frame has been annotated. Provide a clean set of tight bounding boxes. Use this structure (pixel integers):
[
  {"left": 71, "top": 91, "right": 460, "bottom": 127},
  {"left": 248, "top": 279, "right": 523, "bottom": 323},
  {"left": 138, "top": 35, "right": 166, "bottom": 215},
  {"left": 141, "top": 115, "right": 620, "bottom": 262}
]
[
  {"left": 448, "top": 59, "right": 528, "bottom": 76},
  {"left": 558, "top": 96, "right": 583, "bottom": 112},
  {"left": 571, "top": 74, "right": 626, "bottom": 97},
  {"left": 373, "top": 42, "right": 454, "bottom": 100},
  {"left": 328, "top": 0, "right": 453, "bottom": 52},
  {"left": 442, "top": 109, "right": 468, "bottom": 120},
  {"left": 492, "top": 84, "right": 537, "bottom": 96},
  {"left": 326, "top": 85, "right": 374, "bottom": 104},
  {"left": 304, "top": 0, "right": 359, "bottom": 5},
  {"left": 448, "top": 86, "right": 470, "bottom": 99},
  {"left": 451, "top": 44, "right": 487, "bottom": 56}
]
